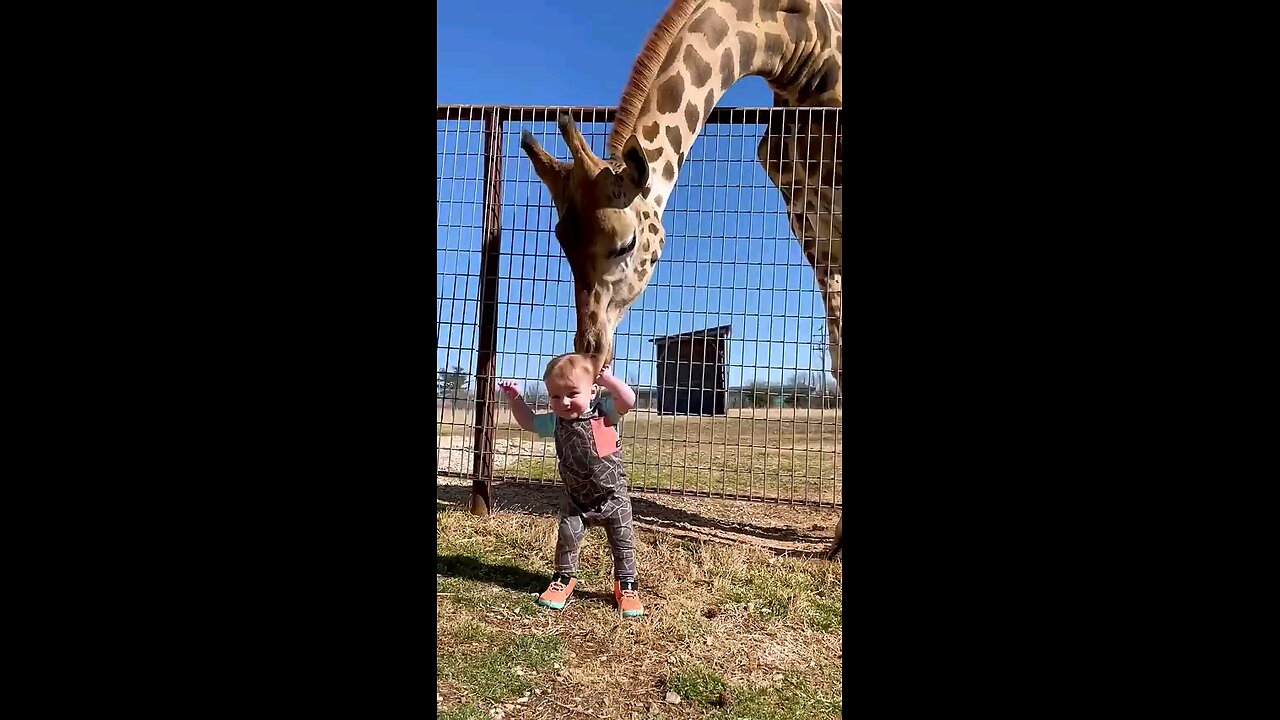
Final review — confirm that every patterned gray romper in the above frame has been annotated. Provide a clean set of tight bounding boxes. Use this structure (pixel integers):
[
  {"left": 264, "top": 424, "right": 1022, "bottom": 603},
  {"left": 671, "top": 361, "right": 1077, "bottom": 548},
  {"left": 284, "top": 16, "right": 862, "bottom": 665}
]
[{"left": 532, "top": 397, "right": 637, "bottom": 581}]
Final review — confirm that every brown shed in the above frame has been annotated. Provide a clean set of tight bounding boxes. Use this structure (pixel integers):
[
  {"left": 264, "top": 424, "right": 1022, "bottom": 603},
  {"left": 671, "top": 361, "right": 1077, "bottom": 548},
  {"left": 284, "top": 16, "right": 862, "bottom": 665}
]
[{"left": 649, "top": 324, "right": 730, "bottom": 415}]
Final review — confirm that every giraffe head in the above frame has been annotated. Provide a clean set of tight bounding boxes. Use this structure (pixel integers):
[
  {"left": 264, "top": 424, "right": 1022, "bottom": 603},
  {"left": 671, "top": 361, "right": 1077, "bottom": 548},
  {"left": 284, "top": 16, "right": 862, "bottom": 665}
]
[{"left": 519, "top": 115, "right": 665, "bottom": 367}]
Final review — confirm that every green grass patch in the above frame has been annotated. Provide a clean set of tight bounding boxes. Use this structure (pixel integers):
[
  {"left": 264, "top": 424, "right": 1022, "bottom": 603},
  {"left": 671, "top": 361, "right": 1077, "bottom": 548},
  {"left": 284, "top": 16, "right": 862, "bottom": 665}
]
[
  {"left": 499, "top": 442, "right": 842, "bottom": 505},
  {"left": 448, "top": 620, "right": 492, "bottom": 642},
  {"left": 436, "top": 704, "right": 489, "bottom": 720},
  {"left": 804, "top": 597, "right": 842, "bottom": 632},
  {"left": 504, "top": 457, "right": 558, "bottom": 480},
  {"left": 668, "top": 664, "right": 731, "bottom": 704},
  {"left": 718, "top": 561, "right": 842, "bottom": 631},
  {"left": 439, "top": 632, "right": 563, "bottom": 704},
  {"left": 667, "top": 666, "right": 841, "bottom": 719},
  {"left": 437, "top": 575, "right": 542, "bottom": 616}
]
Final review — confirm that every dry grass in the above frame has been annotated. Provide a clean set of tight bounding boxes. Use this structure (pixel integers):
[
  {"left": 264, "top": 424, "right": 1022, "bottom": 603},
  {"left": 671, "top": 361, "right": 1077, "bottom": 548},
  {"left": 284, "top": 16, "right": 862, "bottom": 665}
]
[
  {"left": 436, "top": 498, "right": 843, "bottom": 719},
  {"left": 437, "top": 408, "right": 842, "bottom": 506}
]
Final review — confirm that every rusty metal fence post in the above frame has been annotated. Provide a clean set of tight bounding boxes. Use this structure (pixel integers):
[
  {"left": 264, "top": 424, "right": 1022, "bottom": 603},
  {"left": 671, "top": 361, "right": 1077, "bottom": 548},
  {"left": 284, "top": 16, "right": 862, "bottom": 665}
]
[{"left": 469, "top": 108, "right": 504, "bottom": 516}]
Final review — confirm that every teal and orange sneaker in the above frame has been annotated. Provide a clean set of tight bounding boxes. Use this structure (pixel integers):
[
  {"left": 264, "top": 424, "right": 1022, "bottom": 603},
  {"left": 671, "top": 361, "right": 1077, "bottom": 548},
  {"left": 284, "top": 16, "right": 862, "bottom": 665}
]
[
  {"left": 537, "top": 573, "right": 577, "bottom": 610},
  {"left": 615, "top": 580, "right": 644, "bottom": 618}
]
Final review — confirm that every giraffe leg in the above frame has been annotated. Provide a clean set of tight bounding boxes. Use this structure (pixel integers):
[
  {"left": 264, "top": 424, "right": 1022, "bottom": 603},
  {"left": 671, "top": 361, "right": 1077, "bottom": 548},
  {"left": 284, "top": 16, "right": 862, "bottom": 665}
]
[
  {"left": 816, "top": 268, "right": 841, "bottom": 560},
  {"left": 758, "top": 125, "right": 844, "bottom": 560},
  {"left": 808, "top": 245, "right": 843, "bottom": 562}
]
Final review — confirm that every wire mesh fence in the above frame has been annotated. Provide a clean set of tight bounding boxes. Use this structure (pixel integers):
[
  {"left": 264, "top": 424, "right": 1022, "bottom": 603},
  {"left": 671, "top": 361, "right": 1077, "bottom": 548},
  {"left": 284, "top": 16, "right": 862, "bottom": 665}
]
[{"left": 437, "top": 105, "right": 842, "bottom": 508}]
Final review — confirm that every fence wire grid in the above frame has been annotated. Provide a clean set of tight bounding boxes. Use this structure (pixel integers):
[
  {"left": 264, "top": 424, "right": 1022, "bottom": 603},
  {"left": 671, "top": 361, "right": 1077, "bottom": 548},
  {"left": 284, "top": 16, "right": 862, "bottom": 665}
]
[{"left": 437, "top": 105, "right": 842, "bottom": 508}]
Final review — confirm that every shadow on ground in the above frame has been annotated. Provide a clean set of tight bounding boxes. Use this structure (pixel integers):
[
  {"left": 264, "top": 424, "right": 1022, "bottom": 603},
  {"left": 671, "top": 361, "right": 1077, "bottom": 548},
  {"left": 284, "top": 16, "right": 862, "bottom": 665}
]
[
  {"left": 437, "top": 482, "right": 838, "bottom": 560},
  {"left": 437, "top": 553, "right": 548, "bottom": 593},
  {"left": 436, "top": 553, "right": 616, "bottom": 604}
]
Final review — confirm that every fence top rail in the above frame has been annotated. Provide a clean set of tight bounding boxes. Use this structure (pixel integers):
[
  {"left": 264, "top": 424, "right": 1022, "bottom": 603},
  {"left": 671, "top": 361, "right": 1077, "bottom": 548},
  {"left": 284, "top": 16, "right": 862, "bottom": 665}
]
[{"left": 435, "top": 104, "right": 841, "bottom": 125}]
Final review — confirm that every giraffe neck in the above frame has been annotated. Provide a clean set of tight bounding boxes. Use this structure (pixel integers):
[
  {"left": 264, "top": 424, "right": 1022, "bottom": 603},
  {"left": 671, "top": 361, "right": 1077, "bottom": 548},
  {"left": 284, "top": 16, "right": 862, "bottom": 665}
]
[{"left": 613, "top": 0, "right": 842, "bottom": 216}]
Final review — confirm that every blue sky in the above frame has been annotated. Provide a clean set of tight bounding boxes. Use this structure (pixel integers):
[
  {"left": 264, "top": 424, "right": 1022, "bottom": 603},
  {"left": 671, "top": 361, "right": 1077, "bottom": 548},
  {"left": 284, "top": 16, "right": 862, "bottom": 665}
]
[{"left": 437, "top": 0, "right": 836, "bottom": 391}]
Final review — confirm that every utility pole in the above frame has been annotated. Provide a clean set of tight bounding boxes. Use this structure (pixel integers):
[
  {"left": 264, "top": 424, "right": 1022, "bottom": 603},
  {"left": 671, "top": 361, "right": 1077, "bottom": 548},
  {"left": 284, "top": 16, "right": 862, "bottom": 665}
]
[
  {"left": 813, "top": 325, "right": 832, "bottom": 406},
  {"left": 812, "top": 325, "right": 827, "bottom": 379}
]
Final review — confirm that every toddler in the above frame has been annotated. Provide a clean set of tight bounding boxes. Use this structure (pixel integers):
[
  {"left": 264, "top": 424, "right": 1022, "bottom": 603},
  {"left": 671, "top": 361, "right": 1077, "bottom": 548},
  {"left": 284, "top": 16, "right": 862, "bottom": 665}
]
[{"left": 498, "top": 353, "right": 642, "bottom": 617}]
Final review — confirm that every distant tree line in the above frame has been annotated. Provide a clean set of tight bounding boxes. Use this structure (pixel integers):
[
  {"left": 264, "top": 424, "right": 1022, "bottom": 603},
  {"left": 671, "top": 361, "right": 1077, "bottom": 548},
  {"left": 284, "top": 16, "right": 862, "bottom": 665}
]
[
  {"left": 435, "top": 367, "right": 557, "bottom": 409},
  {"left": 734, "top": 372, "right": 839, "bottom": 408}
]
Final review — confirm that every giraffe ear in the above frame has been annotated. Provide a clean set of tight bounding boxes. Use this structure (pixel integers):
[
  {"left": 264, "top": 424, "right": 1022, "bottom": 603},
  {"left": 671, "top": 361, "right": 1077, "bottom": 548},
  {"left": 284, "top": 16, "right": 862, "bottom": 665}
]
[{"left": 618, "top": 133, "right": 651, "bottom": 191}]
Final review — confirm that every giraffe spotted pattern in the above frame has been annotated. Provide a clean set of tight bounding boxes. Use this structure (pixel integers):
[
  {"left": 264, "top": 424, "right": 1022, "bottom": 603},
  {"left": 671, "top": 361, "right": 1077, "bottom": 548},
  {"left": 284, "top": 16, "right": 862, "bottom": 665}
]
[{"left": 518, "top": 0, "right": 843, "bottom": 560}]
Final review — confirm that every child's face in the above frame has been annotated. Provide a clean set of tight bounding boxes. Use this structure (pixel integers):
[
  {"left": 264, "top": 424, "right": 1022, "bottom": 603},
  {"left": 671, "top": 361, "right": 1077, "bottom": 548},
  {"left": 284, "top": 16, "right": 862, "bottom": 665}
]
[{"left": 545, "top": 370, "right": 596, "bottom": 420}]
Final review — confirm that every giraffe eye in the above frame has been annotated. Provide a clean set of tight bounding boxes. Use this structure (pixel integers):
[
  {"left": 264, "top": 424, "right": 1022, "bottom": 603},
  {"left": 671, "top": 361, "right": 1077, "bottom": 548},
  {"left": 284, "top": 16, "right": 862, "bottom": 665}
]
[{"left": 609, "top": 233, "right": 637, "bottom": 259}]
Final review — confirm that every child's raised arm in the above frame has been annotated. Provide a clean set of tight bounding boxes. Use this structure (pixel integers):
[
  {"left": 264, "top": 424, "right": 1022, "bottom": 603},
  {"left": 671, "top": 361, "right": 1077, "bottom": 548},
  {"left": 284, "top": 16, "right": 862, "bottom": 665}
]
[
  {"left": 497, "top": 380, "right": 539, "bottom": 433},
  {"left": 596, "top": 364, "right": 636, "bottom": 415},
  {"left": 500, "top": 380, "right": 557, "bottom": 437}
]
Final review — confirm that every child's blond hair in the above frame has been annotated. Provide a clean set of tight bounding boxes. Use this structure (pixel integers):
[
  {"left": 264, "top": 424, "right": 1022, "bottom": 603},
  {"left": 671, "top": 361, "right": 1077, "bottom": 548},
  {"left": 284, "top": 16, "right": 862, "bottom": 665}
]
[{"left": 544, "top": 352, "right": 598, "bottom": 385}]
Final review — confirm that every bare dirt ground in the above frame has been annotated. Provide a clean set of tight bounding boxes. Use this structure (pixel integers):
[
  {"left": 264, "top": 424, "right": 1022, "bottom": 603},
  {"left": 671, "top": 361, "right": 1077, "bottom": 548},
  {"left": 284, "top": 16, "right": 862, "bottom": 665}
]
[{"left": 438, "top": 477, "right": 839, "bottom": 557}]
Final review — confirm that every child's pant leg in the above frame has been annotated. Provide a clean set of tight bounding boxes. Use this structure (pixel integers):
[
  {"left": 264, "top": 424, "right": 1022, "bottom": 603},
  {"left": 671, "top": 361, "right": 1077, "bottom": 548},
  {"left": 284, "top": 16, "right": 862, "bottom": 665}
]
[
  {"left": 555, "top": 512, "right": 587, "bottom": 576},
  {"left": 600, "top": 498, "right": 637, "bottom": 582}
]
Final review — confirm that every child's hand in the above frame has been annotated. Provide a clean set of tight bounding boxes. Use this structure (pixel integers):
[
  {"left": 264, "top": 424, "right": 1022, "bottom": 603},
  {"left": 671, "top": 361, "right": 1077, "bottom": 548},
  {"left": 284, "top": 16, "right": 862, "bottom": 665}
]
[
  {"left": 597, "top": 364, "right": 613, "bottom": 381},
  {"left": 497, "top": 380, "right": 521, "bottom": 399}
]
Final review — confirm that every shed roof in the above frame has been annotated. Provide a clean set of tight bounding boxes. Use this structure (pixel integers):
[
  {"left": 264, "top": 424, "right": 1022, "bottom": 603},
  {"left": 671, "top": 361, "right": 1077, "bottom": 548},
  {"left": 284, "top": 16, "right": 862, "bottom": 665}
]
[{"left": 648, "top": 324, "right": 732, "bottom": 345}]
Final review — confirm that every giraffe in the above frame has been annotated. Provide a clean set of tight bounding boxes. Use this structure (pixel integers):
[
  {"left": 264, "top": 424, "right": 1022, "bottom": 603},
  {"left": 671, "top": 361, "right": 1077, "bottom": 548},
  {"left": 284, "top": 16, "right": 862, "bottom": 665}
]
[{"left": 518, "top": 0, "right": 843, "bottom": 559}]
